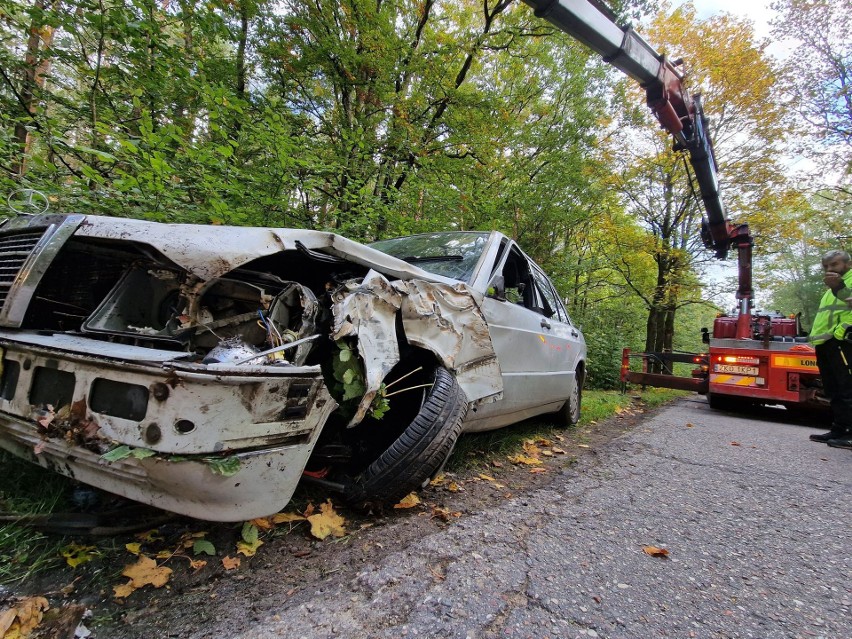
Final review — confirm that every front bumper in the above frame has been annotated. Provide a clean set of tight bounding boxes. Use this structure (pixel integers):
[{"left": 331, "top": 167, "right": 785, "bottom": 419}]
[{"left": 0, "top": 331, "right": 337, "bottom": 521}]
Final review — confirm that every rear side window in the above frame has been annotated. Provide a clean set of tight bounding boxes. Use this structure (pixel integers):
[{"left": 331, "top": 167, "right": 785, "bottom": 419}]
[{"left": 530, "top": 268, "right": 558, "bottom": 319}]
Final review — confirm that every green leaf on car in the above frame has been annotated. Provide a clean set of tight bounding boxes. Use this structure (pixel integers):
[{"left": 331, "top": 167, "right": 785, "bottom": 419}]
[
  {"left": 101, "top": 445, "right": 157, "bottom": 462},
  {"left": 101, "top": 445, "right": 133, "bottom": 462},
  {"left": 205, "top": 456, "right": 241, "bottom": 477}
]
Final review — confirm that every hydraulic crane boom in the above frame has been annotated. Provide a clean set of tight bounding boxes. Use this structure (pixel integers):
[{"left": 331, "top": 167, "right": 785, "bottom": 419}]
[
  {"left": 521, "top": 0, "right": 734, "bottom": 259},
  {"left": 533, "top": 2, "right": 822, "bottom": 411}
]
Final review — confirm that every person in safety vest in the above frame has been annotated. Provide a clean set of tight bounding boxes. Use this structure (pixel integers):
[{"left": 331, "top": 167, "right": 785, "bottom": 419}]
[{"left": 808, "top": 249, "right": 852, "bottom": 449}]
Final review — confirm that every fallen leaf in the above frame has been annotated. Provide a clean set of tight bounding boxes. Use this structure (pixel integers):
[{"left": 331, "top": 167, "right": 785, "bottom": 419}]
[
  {"left": 125, "top": 543, "right": 142, "bottom": 555},
  {"left": 0, "top": 609, "right": 16, "bottom": 636},
  {"left": 112, "top": 582, "right": 135, "bottom": 599},
  {"left": 393, "top": 493, "right": 421, "bottom": 509},
  {"left": 429, "top": 473, "right": 446, "bottom": 486},
  {"left": 529, "top": 467, "right": 547, "bottom": 474},
  {"left": 642, "top": 545, "right": 670, "bottom": 558},
  {"left": 189, "top": 559, "right": 207, "bottom": 571},
  {"left": 222, "top": 556, "right": 241, "bottom": 570},
  {"left": 447, "top": 481, "right": 462, "bottom": 492},
  {"left": 508, "top": 454, "right": 542, "bottom": 466},
  {"left": 307, "top": 500, "right": 346, "bottom": 540},
  {"left": 686, "top": 423, "right": 694, "bottom": 428},
  {"left": 430, "top": 507, "right": 461, "bottom": 522},
  {"left": 121, "top": 555, "right": 172, "bottom": 589},
  {"left": 272, "top": 512, "right": 306, "bottom": 524},
  {"left": 241, "top": 522, "right": 259, "bottom": 545},
  {"left": 0, "top": 597, "right": 49, "bottom": 638},
  {"left": 135, "top": 529, "right": 163, "bottom": 543},
  {"left": 541, "top": 449, "right": 553, "bottom": 457},
  {"left": 522, "top": 440, "right": 542, "bottom": 457},
  {"left": 36, "top": 406, "right": 55, "bottom": 428},
  {"left": 33, "top": 440, "right": 46, "bottom": 455},
  {"left": 551, "top": 446, "right": 567, "bottom": 454},
  {"left": 60, "top": 543, "right": 99, "bottom": 568},
  {"left": 236, "top": 539, "right": 264, "bottom": 557},
  {"left": 250, "top": 517, "right": 275, "bottom": 531},
  {"left": 577, "top": 444, "right": 590, "bottom": 449},
  {"left": 193, "top": 539, "right": 216, "bottom": 556},
  {"left": 478, "top": 473, "right": 496, "bottom": 481},
  {"left": 491, "top": 460, "right": 504, "bottom": 468},
  {"left": 179, "top": 532, "right": 208, "bottom": 549},
  {"left": 730, "top": 441, "right": 741, "bottom": 446}
]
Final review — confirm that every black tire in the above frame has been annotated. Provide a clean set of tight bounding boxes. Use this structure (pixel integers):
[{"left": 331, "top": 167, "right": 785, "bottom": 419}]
[
  {"left": 707, "top": 392, "right": 750, "bottom": 411},
  {"left": 344, "top": 366, "right": 468, "bottom": 506},
  {"left": 555, "top": 366, "right": 583, "bottom": 427}
]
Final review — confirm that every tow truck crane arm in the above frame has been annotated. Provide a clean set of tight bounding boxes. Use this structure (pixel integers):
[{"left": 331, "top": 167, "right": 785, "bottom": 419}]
[
  {"left": 522, "top": 0, "right": 754, "bottom": 336},
  {"left": 523, "top": 2, "right": 821, "bottom": 410},
  {"left": 522, "top": 0, "right": 727, "bottom": 246}
]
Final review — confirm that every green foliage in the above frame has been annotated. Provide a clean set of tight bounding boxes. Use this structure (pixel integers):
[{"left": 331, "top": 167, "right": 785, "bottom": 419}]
[
  {"left": 326, "top": 339, "right": 391, "bottom": 418},
  {"left": 330, "top": 340, "right": 367, "bottom": 404}
]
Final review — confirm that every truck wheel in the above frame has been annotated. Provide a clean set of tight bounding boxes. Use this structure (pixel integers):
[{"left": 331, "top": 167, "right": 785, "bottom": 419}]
[
  {"left": 707, "top": 392, "right": 749, "bottom": 411},
  {"left": 555, "top": 366, "right": 584, "bottom": 427},
  {"left": 344, "top": 366, "right": 468, "bottom": 506}
]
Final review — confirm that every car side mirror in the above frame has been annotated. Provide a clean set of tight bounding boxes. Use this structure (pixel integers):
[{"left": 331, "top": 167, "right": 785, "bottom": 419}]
[{"left": 488, "top": 275, "right": 506, "bottom": 300}]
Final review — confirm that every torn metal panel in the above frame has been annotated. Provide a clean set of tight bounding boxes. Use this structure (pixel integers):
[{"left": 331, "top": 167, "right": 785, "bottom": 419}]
[
  {"left": 0, "top": 329, "right": 193, "bottom": 363},
  {"left": 393, "top": 279, "right": 503, "bottom": 404},
  {"left": 331, "top": 270, "right": 402, "bottom": 426}
]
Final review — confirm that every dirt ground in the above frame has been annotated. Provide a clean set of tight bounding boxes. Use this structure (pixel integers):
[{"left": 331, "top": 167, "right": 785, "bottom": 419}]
[{"left": 3, "top": 399, "right": 654, "bottom": 639}]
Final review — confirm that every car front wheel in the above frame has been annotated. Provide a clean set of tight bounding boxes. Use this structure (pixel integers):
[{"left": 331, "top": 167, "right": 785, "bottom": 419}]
[{"left": 344, "top": 365, "right": 468, "bottom": 506}]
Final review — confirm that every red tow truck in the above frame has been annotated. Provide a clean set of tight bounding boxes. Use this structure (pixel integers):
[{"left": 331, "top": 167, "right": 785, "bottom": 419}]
[{"left": 518, "top": 1, "right": 824, "bottom": 411}]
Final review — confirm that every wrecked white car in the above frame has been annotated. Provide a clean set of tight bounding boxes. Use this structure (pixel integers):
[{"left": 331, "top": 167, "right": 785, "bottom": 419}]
[{"left": 0, "top": 214, "right": 585, "bottom": 521}]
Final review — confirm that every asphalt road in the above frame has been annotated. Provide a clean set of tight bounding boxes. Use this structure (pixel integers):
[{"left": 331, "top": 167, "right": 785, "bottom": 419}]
[{"left": 236, "top": 397, "right": 851, "bottom": 639}]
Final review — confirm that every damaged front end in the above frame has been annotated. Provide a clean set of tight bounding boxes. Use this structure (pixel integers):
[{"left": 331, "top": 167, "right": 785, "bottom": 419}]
[{"left": 0, "top": 214, "right": 501, "bottom": 521}]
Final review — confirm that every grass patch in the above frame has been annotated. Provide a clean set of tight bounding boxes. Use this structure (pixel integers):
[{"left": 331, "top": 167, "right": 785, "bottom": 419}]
[
  {"left": 0, "top": 450, "right": 77, "bottom": 585},
  {"left": 447, "top": 387, "right": 688, "bottom": 473}
]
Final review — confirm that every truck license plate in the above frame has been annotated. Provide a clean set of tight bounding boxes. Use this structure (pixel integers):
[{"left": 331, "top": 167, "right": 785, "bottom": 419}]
[{"left": 714, "top": 364, "right": 758, "bottom": 375}]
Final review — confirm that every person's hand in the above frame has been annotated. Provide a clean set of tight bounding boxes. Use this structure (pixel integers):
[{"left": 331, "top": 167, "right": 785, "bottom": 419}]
[{"left": 824, "top": 271, "right": 843, "bottom": 288}]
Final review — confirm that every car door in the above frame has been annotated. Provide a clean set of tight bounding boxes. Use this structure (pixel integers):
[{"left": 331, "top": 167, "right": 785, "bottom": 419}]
[
  {"left": 472, "top": 243, "right": 568, "bottom": 429},
  {"left": 527, "top": 263, "right": 583, "bottom": 402}
]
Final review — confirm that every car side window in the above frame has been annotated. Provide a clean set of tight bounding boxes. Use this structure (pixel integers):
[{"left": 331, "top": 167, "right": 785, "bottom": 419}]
[
  {"left": 496, "top": 247, "right": 534, "bottom": 308},
  {"left": 529, "top": 267, "right": 557, "bottom": 318},
  {"left": 539, "top": 275, "right": 570, "bottom": 324}
]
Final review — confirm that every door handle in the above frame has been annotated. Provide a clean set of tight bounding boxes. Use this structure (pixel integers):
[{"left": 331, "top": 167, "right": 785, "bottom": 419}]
[{"left": 540, "top": 318, "right": 551, "bottom": 329}]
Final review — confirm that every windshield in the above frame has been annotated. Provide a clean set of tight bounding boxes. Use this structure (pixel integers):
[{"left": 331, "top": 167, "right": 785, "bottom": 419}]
[{"left": 369, "top": 232, "right": 490, "bottom": 283}]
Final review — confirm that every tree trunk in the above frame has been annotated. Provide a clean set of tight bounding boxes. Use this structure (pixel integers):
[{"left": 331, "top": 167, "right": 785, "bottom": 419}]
[{"left": 11, "top": 0, "right": 56, "bottom": 179}]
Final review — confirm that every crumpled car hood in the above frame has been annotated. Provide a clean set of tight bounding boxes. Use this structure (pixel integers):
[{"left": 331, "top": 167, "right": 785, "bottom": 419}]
[
  {"left": 75, "top": 215, "right": 503, "bottom": 407},
  {"left": 75, "top": 216, "right": 448, "bottom": 283}
]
